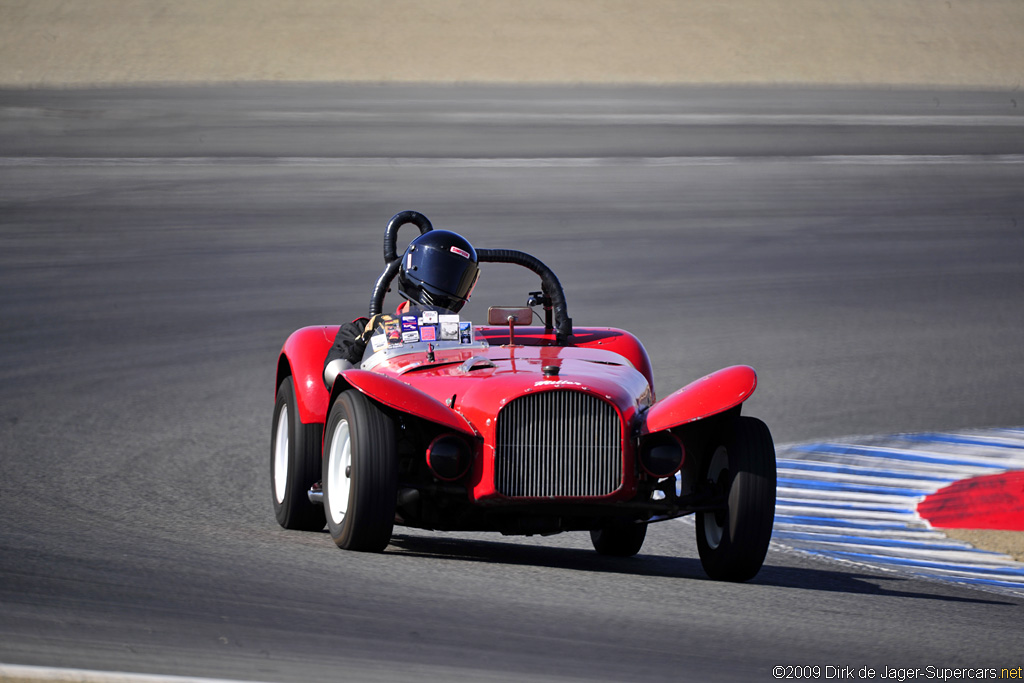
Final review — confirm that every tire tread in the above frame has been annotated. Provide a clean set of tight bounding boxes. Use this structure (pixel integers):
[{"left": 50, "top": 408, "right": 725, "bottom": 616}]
[
  {"left": 696, "top": 416, "right": 776, "bottom": 582},
  {"left": 325, "top": 390, "right": 397, "bottom": 552}
]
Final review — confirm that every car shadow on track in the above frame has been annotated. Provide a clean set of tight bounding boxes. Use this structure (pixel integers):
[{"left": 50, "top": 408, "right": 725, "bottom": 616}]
[
  {"left": 754, "top": 563, "right": 1015, "bottom": 605},
  {"left": 387, "top": 534, "right": 1014, "bottom": 606}
]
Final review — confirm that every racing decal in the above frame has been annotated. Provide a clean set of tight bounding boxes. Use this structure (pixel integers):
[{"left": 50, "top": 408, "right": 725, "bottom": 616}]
[
  {"left": 419, "top": 325, "right": 437, "bottom": 342},
  {"left": 370, "top": 334, "right": 387, "bottom": 353},
  {"left": 450, "top": 246, "right": 470, "bottom": 259},
  {"left": 749, "top": 428, "right": 1024, "bottom": 598},
  {"left": 421, "top": 310, "right": 439, "bottom": 324},
  {"left": 459, "top": 321, "right": 473, "bottom": 344},
  {"left": 399, "top": 315, "right": 420, "bottom": 342},
  {"left": 384, "top": 319, "right": 402, "bottom": 347},
  {"left": 439, "top": 315, "right": 460, "bottom": 341}
]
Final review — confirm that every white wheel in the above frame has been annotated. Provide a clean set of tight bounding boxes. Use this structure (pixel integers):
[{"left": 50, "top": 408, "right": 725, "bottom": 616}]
[
  {"left": 325, "top": 418, "right": 352, "bottom": 527},
  {"left": 322, "top": 390, "right": 397, "bottom": 552},
  {"left": 273, "top": 408, "right": 289, "bottom": 505},
  {"left": 270, "top": 378, "right": 325, "bottom": 531}
]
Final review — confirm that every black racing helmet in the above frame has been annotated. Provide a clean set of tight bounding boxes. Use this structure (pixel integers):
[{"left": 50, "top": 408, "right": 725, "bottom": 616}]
[{"left": 397, "top": 230, "right": 480, "bottom": 313}]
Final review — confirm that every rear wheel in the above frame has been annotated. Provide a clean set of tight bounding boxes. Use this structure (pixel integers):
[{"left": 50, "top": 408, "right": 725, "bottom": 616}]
[
  {"left": 695, "top": 416, "right": 776, "bottom": 582},
  {"left": 271, "top": 378, "right": 325, "bottom": 531},
  {"left": 590, "top": 521, "right": 647, "bottom": 557},
  {"left": 322, "top": 390, "right": 397, "bottom": 552}
]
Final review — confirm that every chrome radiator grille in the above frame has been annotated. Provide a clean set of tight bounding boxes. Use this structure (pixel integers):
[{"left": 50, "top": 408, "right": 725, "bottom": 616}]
[{"left": 494, "top": 390, "right": 623, "bottom": 498}]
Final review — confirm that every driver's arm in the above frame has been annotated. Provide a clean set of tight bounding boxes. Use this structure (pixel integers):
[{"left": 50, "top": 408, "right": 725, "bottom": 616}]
[{"left": 322, "top": 317, "right": 369, "bottom": 389}]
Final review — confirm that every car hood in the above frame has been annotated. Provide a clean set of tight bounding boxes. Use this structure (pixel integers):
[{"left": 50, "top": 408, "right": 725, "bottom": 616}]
[{"left": 374, "top": 345, "right": 653, "bottom": 430}]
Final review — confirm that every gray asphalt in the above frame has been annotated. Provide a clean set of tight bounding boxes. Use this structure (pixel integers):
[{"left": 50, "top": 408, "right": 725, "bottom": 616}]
[{"left": 1, "top": 85, "right": 1022, "bottom": 682}]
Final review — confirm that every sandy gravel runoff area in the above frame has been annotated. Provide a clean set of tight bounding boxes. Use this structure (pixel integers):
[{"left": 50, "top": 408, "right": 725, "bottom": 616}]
[
  {"left": 942, "top": 529, "right": 1024, "bottom": 564},
  {"left": 1, "top": 0, "right": 1023, "bottom": 87}
]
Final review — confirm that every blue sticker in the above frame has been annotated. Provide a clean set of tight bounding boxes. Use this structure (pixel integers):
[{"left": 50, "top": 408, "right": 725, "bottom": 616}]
[{"left": 401, "top": 315, "right": 419, "bottom": 333}]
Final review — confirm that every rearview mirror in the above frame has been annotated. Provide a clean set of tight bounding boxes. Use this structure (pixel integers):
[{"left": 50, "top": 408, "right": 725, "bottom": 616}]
[{"left": 488, "top": 307, "right": 534, "bottom": 326}]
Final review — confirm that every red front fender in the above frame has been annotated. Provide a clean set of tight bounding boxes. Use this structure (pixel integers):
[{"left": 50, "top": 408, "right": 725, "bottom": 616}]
[
  {"left": 335, "top": 369, "right": 477, "bottom": 437},
  {"left": 643, "top": 365, "right": 757, "bottom": 434}
]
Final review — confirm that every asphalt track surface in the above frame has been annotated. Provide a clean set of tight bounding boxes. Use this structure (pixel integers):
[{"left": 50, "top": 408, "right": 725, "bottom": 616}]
[{"left": 2, "top": 85, "right": 1023, "bottom": 682}]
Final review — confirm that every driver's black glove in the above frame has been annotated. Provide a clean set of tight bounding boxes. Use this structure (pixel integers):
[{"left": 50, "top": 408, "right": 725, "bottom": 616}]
[{"left": 360, "top": 314, "right": 389, "bottom": 343}]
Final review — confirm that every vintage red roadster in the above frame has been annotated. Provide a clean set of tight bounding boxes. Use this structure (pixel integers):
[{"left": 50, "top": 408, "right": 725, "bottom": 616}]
[{"left": 272, "top": 211, "right": 776, "bottom": 581}]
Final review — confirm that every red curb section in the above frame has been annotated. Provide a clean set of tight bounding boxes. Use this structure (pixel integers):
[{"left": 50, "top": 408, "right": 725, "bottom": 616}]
[{"left": 917, "top": 471, "right": 1024, "bottom": 531}]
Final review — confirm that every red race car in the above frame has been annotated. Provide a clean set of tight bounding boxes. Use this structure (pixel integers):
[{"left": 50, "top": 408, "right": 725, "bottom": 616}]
[{"left": 272, "top": 212, "right": 776, "bottom": 581}]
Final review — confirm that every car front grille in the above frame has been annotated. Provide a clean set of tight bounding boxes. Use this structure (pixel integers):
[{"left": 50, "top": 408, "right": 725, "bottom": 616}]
[{"left": 494, "top": 390, "right": 623, "bottom": 498}]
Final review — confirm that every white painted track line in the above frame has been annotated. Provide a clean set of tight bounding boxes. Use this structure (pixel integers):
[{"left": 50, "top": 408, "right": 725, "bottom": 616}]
[
  {"left": 2, "top": 155, "right": 1024, "bottom": 168},
  {"left": 0, "top": 664, "right": 268, "bottom": 683}
]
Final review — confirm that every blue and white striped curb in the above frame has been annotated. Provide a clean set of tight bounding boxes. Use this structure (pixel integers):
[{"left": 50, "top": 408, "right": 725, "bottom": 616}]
[{"left": 769, "top": 428, "right": 1024, "bottom": 597}]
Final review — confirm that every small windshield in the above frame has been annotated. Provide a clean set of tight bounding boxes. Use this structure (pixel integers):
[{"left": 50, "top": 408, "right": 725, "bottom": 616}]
[{"left": 360, "top": 304, "right": 488, "bottom": 369}]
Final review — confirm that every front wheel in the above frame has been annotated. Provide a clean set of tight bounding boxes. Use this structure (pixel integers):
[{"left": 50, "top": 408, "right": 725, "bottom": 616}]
[
  {"left": 322, "top": 390, "right": 398, "bottom": 552},
  {"left": 695, "top": 416, "right": 776, "bottom": 582}
]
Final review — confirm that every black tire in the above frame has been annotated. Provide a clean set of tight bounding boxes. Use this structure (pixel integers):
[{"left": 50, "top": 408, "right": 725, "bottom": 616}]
[
  {"left": 322, "top": 390, "right": 398, "bottom": 552},
  {"left": 695, "top": 416, "right": 776, "bottom": 582},
  {"left": 271, "top": 377, "right": 326, "bottom": 531},
  {"left": 590, "top": 521, "right": 647, "bottom": 557}
]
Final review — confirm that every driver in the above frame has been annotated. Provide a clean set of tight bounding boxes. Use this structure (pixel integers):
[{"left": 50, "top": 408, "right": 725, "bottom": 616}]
[{"left": 322, "top": 229, "right": 480, "bottom": 389}]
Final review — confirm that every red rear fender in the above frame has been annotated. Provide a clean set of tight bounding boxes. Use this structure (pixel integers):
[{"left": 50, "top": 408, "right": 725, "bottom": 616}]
[
  {"left": 336, "top": 369, "right": 477, "bottom": 437},
  {"left": 643, "top": 365, "right": 757, "bottom": 434},
  {"left": 278, "top": 326, "right": 337, "bottom": 425}
]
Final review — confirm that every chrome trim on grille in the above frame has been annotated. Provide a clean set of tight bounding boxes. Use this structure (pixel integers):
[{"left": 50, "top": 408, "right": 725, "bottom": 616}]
[{"left": 495, "top": 390, "right": 623, "bottom": 497}]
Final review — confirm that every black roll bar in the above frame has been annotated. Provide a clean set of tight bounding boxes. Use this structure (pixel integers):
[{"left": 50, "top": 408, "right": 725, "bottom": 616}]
[
  {"left": 368, "top": 213, "right": 572, "bottom": 343},
  {"left": 383, "top": 210, "right": 433, "bottom": 264},
  {"left": 477, "top": 249, "right": 572, "bottom": 343}
]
